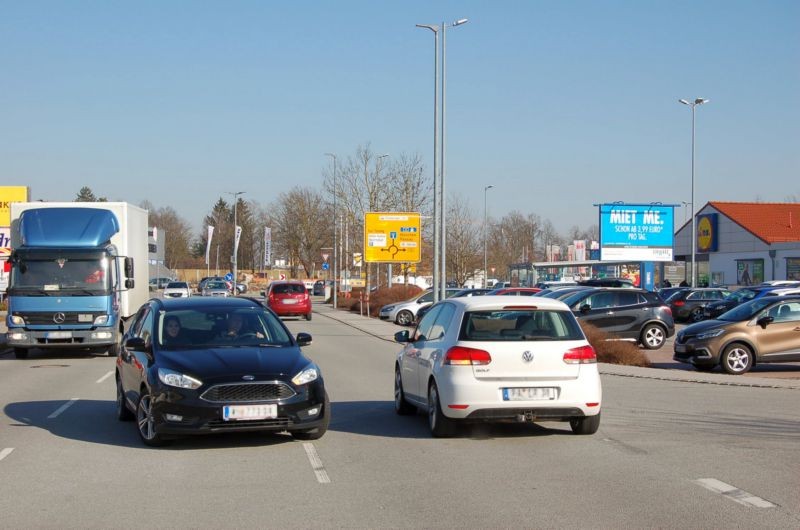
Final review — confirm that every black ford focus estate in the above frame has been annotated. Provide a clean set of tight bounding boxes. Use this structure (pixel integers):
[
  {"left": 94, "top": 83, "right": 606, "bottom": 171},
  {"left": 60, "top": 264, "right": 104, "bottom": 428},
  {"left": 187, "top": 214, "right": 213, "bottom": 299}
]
[{"left": 116, "top": 297, "right": 328, "bottom": 446}]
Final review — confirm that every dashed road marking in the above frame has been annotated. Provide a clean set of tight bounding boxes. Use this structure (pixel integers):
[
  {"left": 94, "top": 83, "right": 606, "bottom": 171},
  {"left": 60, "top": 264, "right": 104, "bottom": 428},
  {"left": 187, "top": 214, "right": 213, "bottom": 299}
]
[
  {"left": 96, "top": 371, "right": 114, "bottom": 384},
  {"left": 303, "top": 443, "right": 331, "bottom": 484},
  {"left": 0, "top": 448, "right": 14, "bottom": 462},
  {"left": 695, "top": 478, "right": 776, "bottom": 508},
  {"left": 48, "top": 398, "right": 79, "bottom": 419}
]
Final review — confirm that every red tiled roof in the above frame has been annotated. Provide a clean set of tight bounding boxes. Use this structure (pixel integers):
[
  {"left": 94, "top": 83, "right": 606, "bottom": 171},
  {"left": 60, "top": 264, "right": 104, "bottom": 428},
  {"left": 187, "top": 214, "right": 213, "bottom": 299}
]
[{"left": 709, "top": 202, "right": 800, "bottom": 244}]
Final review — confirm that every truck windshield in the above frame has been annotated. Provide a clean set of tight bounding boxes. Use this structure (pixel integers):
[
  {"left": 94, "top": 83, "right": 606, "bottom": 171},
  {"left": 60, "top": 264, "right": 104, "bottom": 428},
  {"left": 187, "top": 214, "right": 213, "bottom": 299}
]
[{"left": 10, "top": 258, "right": 111, "bottom": 295}]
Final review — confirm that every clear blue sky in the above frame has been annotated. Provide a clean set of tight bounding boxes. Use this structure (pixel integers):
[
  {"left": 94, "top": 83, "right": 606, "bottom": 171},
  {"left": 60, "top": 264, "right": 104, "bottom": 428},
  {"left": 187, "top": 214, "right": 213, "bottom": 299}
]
[{"left": 2, "top": 1, "right": 798, "bottom": 235}]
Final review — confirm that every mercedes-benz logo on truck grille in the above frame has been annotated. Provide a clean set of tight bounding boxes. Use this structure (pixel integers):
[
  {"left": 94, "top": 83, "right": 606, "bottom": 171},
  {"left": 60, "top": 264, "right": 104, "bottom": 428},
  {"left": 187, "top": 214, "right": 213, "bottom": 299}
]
[{"left": 53, "top": 312, "right": 66, "bottom": 324}]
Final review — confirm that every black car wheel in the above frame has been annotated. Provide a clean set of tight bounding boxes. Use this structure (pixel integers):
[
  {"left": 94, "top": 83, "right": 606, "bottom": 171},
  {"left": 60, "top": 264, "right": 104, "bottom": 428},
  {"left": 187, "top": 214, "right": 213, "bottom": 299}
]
[
  {"left": 690, "top": 307, "right": 705, "bottom": 323},
  {"left": 116, "top": 377, "right": 134, "bottom": 421},
  {"left": 640, "top": 324, "right": 666, "bottom": 350},
  {"left": 305, "top": 312, "right": 312, "bottom": 321},
  {"left": 570, "top": 412, "right": 601, "bottom": 435},
  {"left": 394, "top": 368, "right": 416, "bottom": 415},
  {"left": 720, "top": 343, "right": 753, "bottom": 375},
  {"left": 396, "top": 310, "right": 414, "bottom": 326},
  {"left": 291, "top": 392, "right": 330, "bottom": 441},
  {"left": 428, "top": 382, "right": 456, "bottom": 438},
  {"left": 136, "top": 389, "right": 169, "bottom": 447}
]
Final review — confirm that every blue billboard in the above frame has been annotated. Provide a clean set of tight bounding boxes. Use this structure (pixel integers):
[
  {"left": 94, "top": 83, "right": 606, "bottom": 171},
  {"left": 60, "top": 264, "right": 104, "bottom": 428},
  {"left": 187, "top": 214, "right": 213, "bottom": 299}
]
[{"left": 599, "top": 204, "right": 675, "bottom": 261}]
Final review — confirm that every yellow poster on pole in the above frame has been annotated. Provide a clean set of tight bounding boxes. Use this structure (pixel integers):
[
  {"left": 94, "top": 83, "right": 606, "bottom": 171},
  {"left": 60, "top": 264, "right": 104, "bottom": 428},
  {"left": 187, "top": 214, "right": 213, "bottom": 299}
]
[
  {"left": 364, "top": 212, "right": 421, "bottom": 263},
  {"left": 0, "top": 186, "right": 30, "bottom": 226}
]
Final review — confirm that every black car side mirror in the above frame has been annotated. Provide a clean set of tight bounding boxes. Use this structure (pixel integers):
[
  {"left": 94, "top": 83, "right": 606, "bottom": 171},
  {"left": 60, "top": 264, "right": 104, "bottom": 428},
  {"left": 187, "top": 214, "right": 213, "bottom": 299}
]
[
  {"left": 757, "top": 316, "right": 774, "bottom": 329},
  {"left": 124, "top": 336, "right": 151, "bottom": 354},
  {"left": 296, "top": 333, "right": 312, "bottom": 347},
  {"left": 394, "top": 330, "right": 411, "bottom": 343}
]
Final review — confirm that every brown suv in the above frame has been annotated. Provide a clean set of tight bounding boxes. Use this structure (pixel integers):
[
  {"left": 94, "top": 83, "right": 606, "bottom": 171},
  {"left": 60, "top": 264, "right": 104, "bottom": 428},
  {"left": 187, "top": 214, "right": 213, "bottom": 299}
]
[{"left": 673, "top": 296, "right": 800, "bottom": 374}]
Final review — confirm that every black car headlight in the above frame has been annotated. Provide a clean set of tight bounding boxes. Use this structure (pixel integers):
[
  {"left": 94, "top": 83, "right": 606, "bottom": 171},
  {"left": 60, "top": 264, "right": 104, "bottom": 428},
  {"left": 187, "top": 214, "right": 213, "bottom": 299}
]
[
  {"left": 292, "top": 365, "right": 319, "bottom": 385},
  {"left": 158, "top": 368, "right": 203, "bottom": 389}
]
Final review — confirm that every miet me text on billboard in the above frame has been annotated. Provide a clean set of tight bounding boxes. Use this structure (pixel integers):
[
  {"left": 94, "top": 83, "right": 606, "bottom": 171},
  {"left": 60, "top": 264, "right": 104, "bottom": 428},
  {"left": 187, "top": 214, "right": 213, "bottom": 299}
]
[{"left": 599, "top": 204, "right": 674, "bottom": 261}]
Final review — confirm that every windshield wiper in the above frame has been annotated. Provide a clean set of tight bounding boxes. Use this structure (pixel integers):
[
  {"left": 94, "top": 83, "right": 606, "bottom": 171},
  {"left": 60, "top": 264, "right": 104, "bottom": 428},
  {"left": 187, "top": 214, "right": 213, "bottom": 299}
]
[
  {"left": 60, "top": 288, "right": 102, "bottom": 296},
  {"left": 8, "top": 288, "right": 54, "bottom": 296}
]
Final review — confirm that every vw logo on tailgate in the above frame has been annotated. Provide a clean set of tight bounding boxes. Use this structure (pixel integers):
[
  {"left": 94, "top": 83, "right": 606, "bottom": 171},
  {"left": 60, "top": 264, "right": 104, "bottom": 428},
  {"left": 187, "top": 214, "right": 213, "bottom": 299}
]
[
  {"left": 522, "top": 351, "right": 534, "bottom": 363},
  {"left": 53, "top": 312, "right": 66, "bottom": 324}
]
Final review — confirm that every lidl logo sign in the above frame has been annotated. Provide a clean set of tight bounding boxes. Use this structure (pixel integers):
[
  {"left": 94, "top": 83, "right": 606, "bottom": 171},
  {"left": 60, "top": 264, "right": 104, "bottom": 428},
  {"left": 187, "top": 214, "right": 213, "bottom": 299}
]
[{"left": 696, "top": 214, "right": 718, "bottom": 253}]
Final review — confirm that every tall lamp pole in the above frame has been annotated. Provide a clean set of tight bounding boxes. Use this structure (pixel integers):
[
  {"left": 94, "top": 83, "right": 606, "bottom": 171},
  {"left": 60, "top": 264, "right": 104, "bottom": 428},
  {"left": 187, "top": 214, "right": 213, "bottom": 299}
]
[
  {"left": 325, "top": 153, "right": 338, "bottom": 308},
  {"left": 415, "top": 23, "right": 440, "bottom": 301},
  {"left": 483, "top": 185, "right": 494, "bottom": 288},
  {"left": 417, "top": 18, "right": 468, "bottom": 301},
  {"left": 376, "top": 153, "right": 390, "bottom": 288},
  {"left": 227, "top": 191, "right": 245, "bottom": 296},
  {"left": 679, "top": 98, "right": 709, "bottom": 288}
]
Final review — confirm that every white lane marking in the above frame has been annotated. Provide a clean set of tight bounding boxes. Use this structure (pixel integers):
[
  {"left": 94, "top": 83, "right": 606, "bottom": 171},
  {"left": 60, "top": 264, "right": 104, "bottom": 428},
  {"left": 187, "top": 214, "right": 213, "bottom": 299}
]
[
  {"left": 96, "top": 371, "right": 114, "bottom": 384},
  {"left": 695, "top": 478, "right": 776, "bottom": 508},
  {"left": 303, "top": 443, "right": 331, "bottom": 484},
  {"left": 0, "top": 448, "right": 14, "bottom": 462},
  {"left": 47, "top": 398, "right": 79, "bottom": 419}
]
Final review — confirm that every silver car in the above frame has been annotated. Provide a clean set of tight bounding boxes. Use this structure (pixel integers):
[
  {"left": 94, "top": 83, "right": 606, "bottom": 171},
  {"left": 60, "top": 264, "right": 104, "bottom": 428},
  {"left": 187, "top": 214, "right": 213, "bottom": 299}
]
[
  {"left": 379, "top": 288, "right": 461, "bottom": 326},
  {"left": 201, "top": 280, "right": 230, "bottom": 297},
  {"left": 162, "top": 281, "right": 192, "bottom": 298}
]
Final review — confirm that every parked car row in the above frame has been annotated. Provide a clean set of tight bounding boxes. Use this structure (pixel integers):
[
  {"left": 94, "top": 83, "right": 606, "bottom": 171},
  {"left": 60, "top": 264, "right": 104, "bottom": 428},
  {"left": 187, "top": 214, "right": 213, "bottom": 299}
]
[{"left": 382, "top": 285, "right": 676, "bottom": 350}]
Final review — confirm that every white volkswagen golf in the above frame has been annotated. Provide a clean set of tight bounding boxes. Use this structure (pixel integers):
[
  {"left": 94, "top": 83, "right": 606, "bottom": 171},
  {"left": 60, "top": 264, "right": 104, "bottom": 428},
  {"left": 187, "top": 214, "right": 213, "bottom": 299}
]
[{"left": 394, "top": 296, "right": 602, "bottom": 437}]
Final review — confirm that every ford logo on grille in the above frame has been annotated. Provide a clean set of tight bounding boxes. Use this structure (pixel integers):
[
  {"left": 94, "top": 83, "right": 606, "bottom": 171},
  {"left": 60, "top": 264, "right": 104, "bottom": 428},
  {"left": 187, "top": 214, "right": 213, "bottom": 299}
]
[
  {"left": 522, "top": 351, "right": 533, "bottom": 363},
  {"left": 242, "top": 375, "right": 255, "bottom": 381},
  {"left": 53, "top": 312, "right": 66, "bottom": 324}
]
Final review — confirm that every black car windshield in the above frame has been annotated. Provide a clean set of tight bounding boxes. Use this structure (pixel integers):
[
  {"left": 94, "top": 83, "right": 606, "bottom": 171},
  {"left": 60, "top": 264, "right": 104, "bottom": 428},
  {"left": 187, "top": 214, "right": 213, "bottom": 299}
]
[
  {"left": 460, "top": 309, "right": 584, "bottom": 341},
  {"left": 157, "top": 307, "right": 292, "bottom": 349},
  {"left": 718, "top": 298, "right": 777, "bottom": 322}
]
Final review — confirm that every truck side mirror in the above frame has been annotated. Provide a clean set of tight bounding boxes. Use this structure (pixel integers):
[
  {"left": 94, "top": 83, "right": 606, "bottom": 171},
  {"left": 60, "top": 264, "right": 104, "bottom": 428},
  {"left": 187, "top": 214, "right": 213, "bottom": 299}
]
[
  {"left": 124, "top": 257, "right": 134, "bottom": 278},
  {"left": 125, "top": 279, "right": 135, "bottom": 289}
]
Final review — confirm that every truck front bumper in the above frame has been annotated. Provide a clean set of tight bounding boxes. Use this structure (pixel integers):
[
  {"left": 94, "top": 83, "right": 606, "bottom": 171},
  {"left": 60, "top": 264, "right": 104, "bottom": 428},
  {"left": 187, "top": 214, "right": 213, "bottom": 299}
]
[{"left": 6, "top": 328, "right": 117, "bottom": 349}]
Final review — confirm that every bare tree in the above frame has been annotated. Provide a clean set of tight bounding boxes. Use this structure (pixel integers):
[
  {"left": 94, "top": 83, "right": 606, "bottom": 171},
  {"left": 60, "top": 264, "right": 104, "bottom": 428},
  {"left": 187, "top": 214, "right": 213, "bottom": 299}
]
[
  {"left": 140, "top": 201, "right": 194, "bottom": 269},
  {"left": 487, "top": 211, "right": 543, "bottom": 277},
  {"left": 271, "top": 187, "right": 330, "bottom": 278},
  {"left": 446, "top": 194, "right": 482, "bottom": 287}
]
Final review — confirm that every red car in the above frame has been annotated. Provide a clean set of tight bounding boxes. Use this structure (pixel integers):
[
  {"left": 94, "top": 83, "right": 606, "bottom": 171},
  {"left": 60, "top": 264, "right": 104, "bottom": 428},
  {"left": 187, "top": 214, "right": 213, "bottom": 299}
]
[
  {"left": 488, "top": 287, "right": 542, "bottom": 296},
  {"left": 266, "top": 281, "right": 312, "bottom": 320}
]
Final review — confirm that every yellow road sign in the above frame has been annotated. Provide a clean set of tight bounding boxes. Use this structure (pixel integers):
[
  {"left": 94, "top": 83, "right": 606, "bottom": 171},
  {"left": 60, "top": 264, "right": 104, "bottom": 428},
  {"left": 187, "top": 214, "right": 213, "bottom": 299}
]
[{"left": 364, "top": 212, "right": 421, "bottom": 263}]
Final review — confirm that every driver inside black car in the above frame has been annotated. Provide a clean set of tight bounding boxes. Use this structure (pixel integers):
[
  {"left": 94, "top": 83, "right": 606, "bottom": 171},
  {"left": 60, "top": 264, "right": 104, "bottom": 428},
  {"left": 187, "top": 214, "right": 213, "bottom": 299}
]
[{"left": 219, "top": 313, "right": 265, "bottom": 340}]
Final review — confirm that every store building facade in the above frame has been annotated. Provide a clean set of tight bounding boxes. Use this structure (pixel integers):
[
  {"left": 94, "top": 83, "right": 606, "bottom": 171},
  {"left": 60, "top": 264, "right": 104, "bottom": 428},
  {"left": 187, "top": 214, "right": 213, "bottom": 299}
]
[{"left": 674, "top": 202, "right": 800, "bottom": 287}]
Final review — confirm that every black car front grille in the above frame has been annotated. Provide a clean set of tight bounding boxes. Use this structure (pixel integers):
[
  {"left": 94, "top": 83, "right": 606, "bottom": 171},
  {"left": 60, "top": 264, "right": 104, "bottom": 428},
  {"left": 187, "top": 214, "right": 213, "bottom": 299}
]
[
  {"left": 207, "top": 418, "right": 293, "bottom": 430},
  {"left": 19, "top": 312, "right": 105, "bottom": 325},
  {"left": 201, "top": 382, "right": 296, "bottom": 403}
]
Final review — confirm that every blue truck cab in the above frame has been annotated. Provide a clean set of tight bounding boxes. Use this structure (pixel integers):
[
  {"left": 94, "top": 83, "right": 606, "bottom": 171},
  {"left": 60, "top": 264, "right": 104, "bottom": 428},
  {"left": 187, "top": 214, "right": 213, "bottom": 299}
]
[{"left": 7, "top": 203, "right": 149, "bottom": 359}]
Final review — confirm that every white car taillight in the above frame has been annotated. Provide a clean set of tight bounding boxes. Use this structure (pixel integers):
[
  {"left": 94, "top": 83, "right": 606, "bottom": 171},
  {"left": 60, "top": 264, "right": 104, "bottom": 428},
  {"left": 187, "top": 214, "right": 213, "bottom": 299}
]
[{"left": 563, "top": 345, "right": 597, "bottom": 364}]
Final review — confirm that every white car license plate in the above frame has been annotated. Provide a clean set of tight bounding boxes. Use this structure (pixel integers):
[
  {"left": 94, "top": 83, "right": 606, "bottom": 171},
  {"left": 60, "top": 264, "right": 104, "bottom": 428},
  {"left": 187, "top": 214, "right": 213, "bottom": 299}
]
[
  {"left": 503, "top": 387, "right": 557, "bottom": 401},
  {"left": 223, "top": 404, "right": 278, "bottom": 421},
  {"left": 282, "top": 299, "right": 297, "bottom": 304},
  {"left": 46, "top": 331, "right": 73, "bottom": 339}
]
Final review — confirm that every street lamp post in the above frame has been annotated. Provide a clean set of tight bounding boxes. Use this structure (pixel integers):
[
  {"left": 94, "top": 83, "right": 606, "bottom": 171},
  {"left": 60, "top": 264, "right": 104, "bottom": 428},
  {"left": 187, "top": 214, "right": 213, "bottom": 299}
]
[
  {"left": 415, "top": 23, "right": 440, "bottom": 302},
  {"left": 325, "top": 153, "right": 338, "bottom": 309},
  {"left": 376, "top": 154, "right": 390, "bottom": 289},
  {"left": 417, "top": 18, "right": 468, "bottom": 301},
  {"left": 679, "top": 98, "right": 709, "bottom": 288},
  {"left": 483, "top": 185, "right": 494, "bottom": 288},
  {"left": 227, "top": 191, "right": 246, "bottom": 296}
]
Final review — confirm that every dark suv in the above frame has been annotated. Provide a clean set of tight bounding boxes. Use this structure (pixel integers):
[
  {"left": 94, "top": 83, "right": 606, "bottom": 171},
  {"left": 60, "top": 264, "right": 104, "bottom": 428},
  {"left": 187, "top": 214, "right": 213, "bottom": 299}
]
[
  {"left": 561, "top": 288, "right": 675, "bottom": 349},
  {"left": 667, "top": 288, "right": 731, "bottom": 322},
  {"left": 578, "top": 277, "right": 636, "bottom": 288}
]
